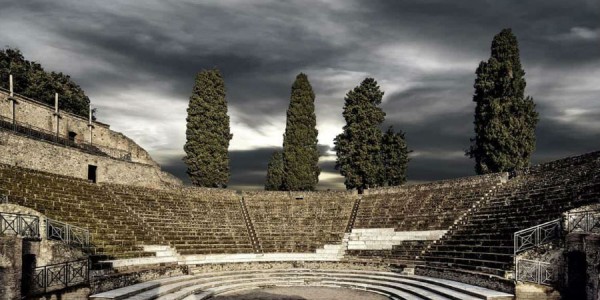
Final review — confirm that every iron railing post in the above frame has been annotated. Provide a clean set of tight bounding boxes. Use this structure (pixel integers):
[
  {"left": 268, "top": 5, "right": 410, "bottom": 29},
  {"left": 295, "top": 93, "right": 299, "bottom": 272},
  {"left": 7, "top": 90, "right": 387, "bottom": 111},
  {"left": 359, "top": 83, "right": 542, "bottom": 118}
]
[
  {"left": 65, "top": 261, "right": 69, "bottom": 288},
  {"left": 515, "top": 259, "right": 519, "bottom": 282},
  {"left": 66, "top": 223, "right": 70, "bottom": 245},
  {"left": 43, "top": 266, "right": 47, "bottom": 293},
  {"left": 585, "top": 213, "right": 590, "bottom": 232},
  {"left": 17, "top": 214, "right": 22, "bottom": 236}
]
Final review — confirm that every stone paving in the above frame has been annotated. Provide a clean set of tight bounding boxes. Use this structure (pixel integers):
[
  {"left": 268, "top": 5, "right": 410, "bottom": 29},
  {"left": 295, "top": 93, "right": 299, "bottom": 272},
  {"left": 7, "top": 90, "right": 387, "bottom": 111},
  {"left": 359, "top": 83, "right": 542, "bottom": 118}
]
[{"left": 212, "top": 286, "right": 388, "bottom": 300}]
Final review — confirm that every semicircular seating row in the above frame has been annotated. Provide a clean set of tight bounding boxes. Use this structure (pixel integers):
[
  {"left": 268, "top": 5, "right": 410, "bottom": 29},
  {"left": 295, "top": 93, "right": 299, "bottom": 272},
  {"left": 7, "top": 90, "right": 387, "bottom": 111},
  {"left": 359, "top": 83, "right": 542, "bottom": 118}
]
[{"left": 89, "top": 269, "right": 513, "bottom": 300}]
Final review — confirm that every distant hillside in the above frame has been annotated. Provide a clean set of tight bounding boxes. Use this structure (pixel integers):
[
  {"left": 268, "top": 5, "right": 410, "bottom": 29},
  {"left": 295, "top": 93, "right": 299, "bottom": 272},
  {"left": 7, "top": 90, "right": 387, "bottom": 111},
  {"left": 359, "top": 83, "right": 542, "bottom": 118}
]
[{"left": 0, "top": 48, "right": 90, "bottom": 118}]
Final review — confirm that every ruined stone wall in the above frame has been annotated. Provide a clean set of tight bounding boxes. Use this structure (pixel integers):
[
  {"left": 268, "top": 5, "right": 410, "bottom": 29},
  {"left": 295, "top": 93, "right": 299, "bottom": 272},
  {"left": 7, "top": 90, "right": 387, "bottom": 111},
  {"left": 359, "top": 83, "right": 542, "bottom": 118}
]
[
  {"left": 0, "top": 130, "right": 181, "bottom": 188},
  {"left": 0, "top": 89, "right": 156, "bottom": 165}
]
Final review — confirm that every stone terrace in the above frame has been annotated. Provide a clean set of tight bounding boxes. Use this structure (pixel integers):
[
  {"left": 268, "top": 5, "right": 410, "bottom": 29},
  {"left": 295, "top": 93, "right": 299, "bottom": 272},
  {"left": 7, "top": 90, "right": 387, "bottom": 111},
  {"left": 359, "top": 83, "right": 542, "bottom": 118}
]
[{"left": 243, "top": 191, "right": 356, "bottom": 253}]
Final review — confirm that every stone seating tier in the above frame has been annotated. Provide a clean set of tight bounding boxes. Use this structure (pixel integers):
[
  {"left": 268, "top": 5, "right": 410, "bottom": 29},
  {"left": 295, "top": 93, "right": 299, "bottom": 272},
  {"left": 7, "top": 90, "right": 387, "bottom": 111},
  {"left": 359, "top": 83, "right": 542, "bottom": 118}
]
[
  {"left": 243, "top": 191, "right": 355, "bottom": 253},
  {"left": 354, "top": 175, "right": 502, "bottom": 231},
  {"left": 417, "top": 151, "right": 600, "bottom": 285},
  {"left": 0, "top": 163, "right": 253, "bottom": 259}
]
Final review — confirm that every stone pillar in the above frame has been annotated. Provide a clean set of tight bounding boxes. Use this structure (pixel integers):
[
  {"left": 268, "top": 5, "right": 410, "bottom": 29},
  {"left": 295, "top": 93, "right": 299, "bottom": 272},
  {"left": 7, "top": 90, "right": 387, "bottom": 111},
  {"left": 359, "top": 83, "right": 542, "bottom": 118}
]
[
  {"left": 8, "top": 74, "right": 16, "bottom": 125},
  {"left": 9, "top": 74, "right": 13, "bottom": 97},
  {"left": 566, "top": 233, "right": 587, "bottom": 299},
  {"left": 585, "top": 235, "right": 600, "bottom": 300},
  {"left": 88, "top": 104, "right": 94, "bottom": 144},
  {"left": 0, "top": 236, "right": 23, "bottom": 300},
  {"left": 54, "top": 93, "right": 60, "bottom": 137}
]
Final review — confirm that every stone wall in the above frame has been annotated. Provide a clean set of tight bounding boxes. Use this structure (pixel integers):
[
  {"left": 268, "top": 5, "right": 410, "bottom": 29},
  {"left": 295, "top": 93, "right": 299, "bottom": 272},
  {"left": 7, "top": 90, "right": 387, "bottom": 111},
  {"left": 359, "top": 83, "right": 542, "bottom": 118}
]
[
  {"left": 0, "top": 236, "right": 22, "bottom": 300},
  {"left": 0, "top": 130, "right": 181, "bottom": 188},
  {"left": 0, "top": 204, "right": 92, "bottom": 299},
  {"left": 0, "top": 204, "right": 87, "bottom": 266},
  {"left": 0, "top": 89, "right": 156, "bottom": 165},
  {"left": 242, "top": 189, "right": 356, "bottom": 200},
  {"left": 91, "top": 265, "right": 188, "bottom": 294},
  {"left": 31, "top": 286, "right": 91, "bottom": 300},
  {"left": 178, "top": 185, "right": 241, "bottom": 199},
  {"left": 364, "top": 172, "right": 507, "bottom": 195},
  {"left": 515, "top": 282, "right": 561, "bottom": 300}
]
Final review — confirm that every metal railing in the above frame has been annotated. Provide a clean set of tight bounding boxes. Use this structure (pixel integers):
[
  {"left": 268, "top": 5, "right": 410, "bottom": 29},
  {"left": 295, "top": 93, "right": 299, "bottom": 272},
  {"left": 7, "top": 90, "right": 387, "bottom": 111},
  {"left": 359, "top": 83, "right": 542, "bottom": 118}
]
[
  {"left": 46, "top": 218, "right": 90, "bottom": 248},
  {"left": 0, "top": 212, "right": 40, "bottom": 238},
  {"left": 514, "top": 219, "right": 561, "bottom": 254},
  {"left": 516, "top": 259, "right": 555, "bottom": 285},
  {"left": 566, "top": 210, "right": 600, "bottom": 233},
  {"left": 29, "top": 259, "right": 89, "bottom": 294},
  {"left": 0, "top": 114, "right": 132, "bottom": 162}
]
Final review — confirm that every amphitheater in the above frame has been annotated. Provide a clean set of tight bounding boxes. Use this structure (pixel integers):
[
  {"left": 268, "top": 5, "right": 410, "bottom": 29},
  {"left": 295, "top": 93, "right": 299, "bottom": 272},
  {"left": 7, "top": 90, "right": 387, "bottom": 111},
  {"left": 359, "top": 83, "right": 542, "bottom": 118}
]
[{"left": 1, "top": 86, "right": 599, "bottom": 300}]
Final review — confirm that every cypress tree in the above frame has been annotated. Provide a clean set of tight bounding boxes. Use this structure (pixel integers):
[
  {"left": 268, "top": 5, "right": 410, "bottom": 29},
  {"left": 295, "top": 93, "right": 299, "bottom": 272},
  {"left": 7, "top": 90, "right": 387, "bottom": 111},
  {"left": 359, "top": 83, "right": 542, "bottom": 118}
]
[
  {"left": 281, "top": 73, "right": 320, "bottom": 191},
  {"left": 467, "top": 29, "right": 538, "bottom": 174},
  {"left": 265, "top": 151, "right": 284, "bottom": 190},
  {"left": 334, "top": 78, "right": 386, "bottom": 193},
  {"left": 183, "top": 69, "right": 232, "bottom": 187},
  {"left": 382, "top": 126, "right": 410, "bottom": 186}
]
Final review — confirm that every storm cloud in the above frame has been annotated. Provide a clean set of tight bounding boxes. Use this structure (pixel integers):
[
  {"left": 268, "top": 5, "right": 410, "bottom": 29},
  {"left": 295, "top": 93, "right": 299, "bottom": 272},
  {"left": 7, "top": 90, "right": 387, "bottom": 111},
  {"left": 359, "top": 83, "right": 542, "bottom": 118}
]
[{"left": 0, "top": 0, "right": 598, "bottom": 189}]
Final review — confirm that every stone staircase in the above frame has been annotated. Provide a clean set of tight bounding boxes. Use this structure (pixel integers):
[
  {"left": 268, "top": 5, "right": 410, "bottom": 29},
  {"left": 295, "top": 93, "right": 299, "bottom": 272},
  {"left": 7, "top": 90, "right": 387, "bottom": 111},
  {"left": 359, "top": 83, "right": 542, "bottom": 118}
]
[
  {"left": 239, "top": 197, "right": 262, "bottom": 253},
  {"left": 345, "top": 197, "right": 361, "bottom": 233},
  {"left": 89, "top": 269, "right": 514, "bottom": 300},
  {"left": 101, "top": 245, "right": 180, "bottom": 268},
  {"left": 315, "top": 233, "right": 349, "bottom": 259}
]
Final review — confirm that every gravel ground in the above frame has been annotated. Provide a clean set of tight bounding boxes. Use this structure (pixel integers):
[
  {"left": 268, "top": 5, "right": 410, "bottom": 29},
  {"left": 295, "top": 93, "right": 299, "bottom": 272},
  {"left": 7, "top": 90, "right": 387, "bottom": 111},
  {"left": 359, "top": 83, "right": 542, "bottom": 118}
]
[{"left": 212, "top": 286, "right": 389, "bottom": 300}]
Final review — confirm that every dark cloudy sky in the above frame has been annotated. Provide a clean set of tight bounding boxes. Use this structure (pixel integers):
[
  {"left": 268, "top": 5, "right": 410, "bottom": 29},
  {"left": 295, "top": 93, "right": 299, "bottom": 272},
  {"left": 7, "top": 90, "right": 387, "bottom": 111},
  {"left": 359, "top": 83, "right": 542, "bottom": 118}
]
[{"left": 1, "top": 0, "right": 598, "bottom": 190}]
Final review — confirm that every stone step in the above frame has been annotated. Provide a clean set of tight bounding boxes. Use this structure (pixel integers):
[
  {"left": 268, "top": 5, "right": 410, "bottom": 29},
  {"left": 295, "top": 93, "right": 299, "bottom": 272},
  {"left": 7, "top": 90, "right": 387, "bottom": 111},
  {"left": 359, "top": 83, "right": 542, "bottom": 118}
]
[
  {"left": 142, "top": 245, "right": 171, "bottom": 252},
  {"left": 89, "top": 269, "right": 513, "bottom": 300},
  {"left": 103, "top": 256, "right": 179, "bottom": 268}
]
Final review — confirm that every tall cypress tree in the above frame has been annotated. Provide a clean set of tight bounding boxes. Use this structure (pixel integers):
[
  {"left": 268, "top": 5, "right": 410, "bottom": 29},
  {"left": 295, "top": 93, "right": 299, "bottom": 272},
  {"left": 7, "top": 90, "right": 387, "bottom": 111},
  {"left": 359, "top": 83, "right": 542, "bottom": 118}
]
[
  {"left": 382, "top": 126, "right": 410, "bottom": 186},
  {"left": 183, "top": 69, "right": 232, "bottom": 187},
  {"left": 467, "top": 29, "right": 538, "bottom": 174},
  {"left": 335, "top": 78, "right": 386, "bottom": 193},
  {"left": 265, "top": 151, "right": 284, "bottom": 190},
  {"left": 281, "top": 73, "right": 320, "bottom": 191}
]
